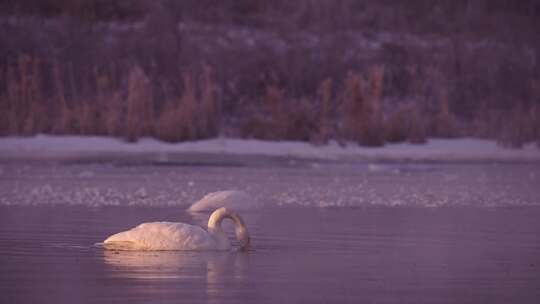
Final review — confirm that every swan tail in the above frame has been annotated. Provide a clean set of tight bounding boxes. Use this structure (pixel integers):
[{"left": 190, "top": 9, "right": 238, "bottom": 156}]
[
  {"left": 103, "top": 240, "right": 147, "bottom": 251},
  {"left": 103, "top": 230, "right": 149, "bottom": 250}
]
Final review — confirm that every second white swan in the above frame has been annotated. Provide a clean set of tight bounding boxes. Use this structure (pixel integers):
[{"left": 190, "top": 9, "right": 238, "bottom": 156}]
[
  {"left": 103, "top": 207, "right": 250, "bottom": 251},
  {"left": 188, "top": 190, "right": 260, "bottom": 212}
]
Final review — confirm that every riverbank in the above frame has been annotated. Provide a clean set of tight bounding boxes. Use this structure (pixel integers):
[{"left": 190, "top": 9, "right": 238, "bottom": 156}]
[{"left": 1, "top": 134, "right": 539, "bottom": 163}]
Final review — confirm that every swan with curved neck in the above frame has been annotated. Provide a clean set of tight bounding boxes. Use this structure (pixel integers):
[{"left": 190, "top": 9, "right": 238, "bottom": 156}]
[{"left": 103, "top": 207, "right": 250, "bottom": 251}]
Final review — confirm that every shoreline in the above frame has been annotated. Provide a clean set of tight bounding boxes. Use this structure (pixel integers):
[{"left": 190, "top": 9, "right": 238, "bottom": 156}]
[{"left": 0, "top": 134, "right": 539, "bottom": 163}]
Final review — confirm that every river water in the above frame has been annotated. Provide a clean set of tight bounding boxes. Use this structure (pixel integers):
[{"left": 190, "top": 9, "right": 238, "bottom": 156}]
[{"left": 0, "top": 156, "right": 539, "bottom": 303}]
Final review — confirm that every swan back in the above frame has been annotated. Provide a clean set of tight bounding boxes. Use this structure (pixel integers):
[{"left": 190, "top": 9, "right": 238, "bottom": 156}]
[
  {"left": 104, "top": 222, "right": 226, "bottom": 251},
  {"left": 188, "top": 190, "right": 258, "bottom": 212}
]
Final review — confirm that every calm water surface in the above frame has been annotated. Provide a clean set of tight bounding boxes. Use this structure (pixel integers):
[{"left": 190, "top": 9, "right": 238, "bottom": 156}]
[{"left": 0, "top": 158, "right": 539, "bottom": 303}]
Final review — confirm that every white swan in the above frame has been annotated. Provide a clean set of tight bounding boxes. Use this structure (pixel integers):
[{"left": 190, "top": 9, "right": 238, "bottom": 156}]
[
  {"left": 188, "top": 190, "right": 260, "bottom": 212},
  {"left": 103, "top": 207, "right": 250, "bottom": 251}
]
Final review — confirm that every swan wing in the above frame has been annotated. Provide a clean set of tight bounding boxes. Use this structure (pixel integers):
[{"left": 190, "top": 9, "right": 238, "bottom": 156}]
[{"left": 103, "top": 222, "right": 218, "bottom": 251}]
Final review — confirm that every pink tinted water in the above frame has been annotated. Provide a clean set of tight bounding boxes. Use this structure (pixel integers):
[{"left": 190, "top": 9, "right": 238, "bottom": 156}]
[{"left": 1, "top": 206, "right": 539, "bottom": 304}]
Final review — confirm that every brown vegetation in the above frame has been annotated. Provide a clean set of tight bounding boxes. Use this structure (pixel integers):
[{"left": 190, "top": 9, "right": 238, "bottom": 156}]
[
  {"left": 0, "top": 1, "right": 539, "bottom": 148},
  {"left": 1, "top": 53, "right": 538, "bottom": 148},
  {"left": 311, "top": 78, "right": 332, "bottom": 145},
  {"left": 240, "top": 85, "right": 316, "bottom": 141},
  {"left": 342, "top": 67, "right": 385, "bottom": 146},
  {"left": 0, "top": 55, "right": 224, "bottom": 143},
  {"left": 126, "top": 66, "right": 154, "bottom": 142}
]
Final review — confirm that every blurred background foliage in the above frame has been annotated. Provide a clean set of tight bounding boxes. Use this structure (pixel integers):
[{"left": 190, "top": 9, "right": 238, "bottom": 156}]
[{"left": 0, "top": 0, "right": 539, "bottom": 147}]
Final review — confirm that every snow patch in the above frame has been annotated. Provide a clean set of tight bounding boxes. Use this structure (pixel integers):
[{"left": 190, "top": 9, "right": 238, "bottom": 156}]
[{"left": 0, "top": 135, "right": 539, "bottom": 162}]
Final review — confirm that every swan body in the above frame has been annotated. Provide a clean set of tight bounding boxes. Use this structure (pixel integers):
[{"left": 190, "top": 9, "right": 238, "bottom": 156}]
[
  {"left": 103, "top": 207, "right": 250, "bottom": 251},
  {"left": 188, "top": 190, "right": 258, "bottom": 212}
]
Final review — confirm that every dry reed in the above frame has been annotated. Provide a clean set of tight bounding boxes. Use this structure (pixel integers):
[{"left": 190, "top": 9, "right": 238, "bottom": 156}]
[
  {"left": 239, "top": 114, "right": 271, "bottom": 140},
  {"left": 155, "top": 71, "right": 221, "bottom": 142},
  {"left": 384, "top": 105, "right": 410, "bottom": 143},
  {"left": 407, "top": 104, "right": 427, "bottom": 144},
  {"left": 0, "top": 54, "right": 536, "bottom": 148},
  {"left": 497, "top": 105, "right": 535, "bottom": 149},
  {"left": 342, "top": 66, "right": 385, "bottom": 146},
  {"left": 311, "top": 78, "right": 332, "bottom": 145},
  {"left": 430, "top": 87, "right": 458, "bottom": 138},
  {"left": 125, "top": 66, "right": 154, "bottom": 142},
  {"left": 155, "top": 98, "right": 183, "bottom": 142},
  {"left": 199, "top": 65, "right": 221, "bottom": 138},
  {"left": 52, "top": 61, "right": 73, "bottom": 134},
  {"left": 284, "top": 98, "right": 315, "bottom": 141},
  {"left": 264, "top": 84, "right": 287, "bottom": 139}
]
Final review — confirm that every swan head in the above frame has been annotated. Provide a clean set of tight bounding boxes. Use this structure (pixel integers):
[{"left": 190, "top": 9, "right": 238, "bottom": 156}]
[
  {"left": 208, "top": 207, "right": 250, "bottom": 251},
  {"left": 235, "top": 223, "right": 250, "bottom": 251}
]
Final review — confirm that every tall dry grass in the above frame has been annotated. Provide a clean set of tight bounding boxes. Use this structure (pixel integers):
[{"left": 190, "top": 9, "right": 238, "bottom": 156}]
[
  {"left": 497, "top": 105, "right": 537, "bottom": 149},
  {"left": 0, "top": 66, "right": 11, "bottom": 135},
  {"left": 383, "top": 102, "right": 428, "bottom": 144},
  {"left": 264, "top": 84, "right": 287, "bottom": 139},
  {"left": 1, "top": 55, "right": 320, "bottom": 142},
  {"left": 240, "top": 83, "right": 316, "bottom": 141},
  {"left": 155, "top": 97, "right": 183, "bottom": 142},
  {"left": 342, "top": 66, "right": 385, "bottom": 146},
  {"left": 177, "top": 73, "right": 198, "bottom": 139},
  {"left": 284, "top": 97, "right": 316, "bottom": 141},
  {"left": 239, "top": 114, "right": 270, "bottom": 140},
  {"left": 240, "top": 84, "right": 287, "bottom": 140},
  {"left": 430, "top": 87, "right": 459, "bottom": 138},
  {"left": 104, "top": 92, "right": 124, "bottom": 136},
  {"left": 342, "top": 71, "right": 363, "bottom": 142},
  {"left": 2, "top": 64, "right": 18, "bottom": 134},
  {"left": 531, "top": 80, "right": 540, "bottom": 147},
  {"left": 0, "top": 55, "right": 48, "bottom": 135},
  {"left": 199, "top": 65, "right": 221, "bottom": 138},
  {"left": 535, "top": 105, "right": 540, "bottom": 147},
  {"left": 155, "top": 74, "right": 195, "bottom": 142},
  {"left": 384, "top": 104, "right": 410, "bottom": 143},
  {"left": 402, "top": 66, "right": 429, "bottom": 144},
  {"left": 125, "top": 66, "right": 154, "bottom": 142},
  {"left": 0, "top": 53, "right": 537, "bottom": 149},
  {"left": 407, "top": 104, "right": 427, "bottom": 144},
  {"left": 508, "top": 78, "right": 540, "bottom": 148},
  {"left": 52, "top": 61, "right": 73, "bottom": 134},
  {"left": 22, "top": 56, "right": 47, "bottom": 135},
  {"left": 155, "top": 68, "right": 222, "bottom": 142},
  {"left": 311, "top": 78, "right": 332, "bottom": 145}
]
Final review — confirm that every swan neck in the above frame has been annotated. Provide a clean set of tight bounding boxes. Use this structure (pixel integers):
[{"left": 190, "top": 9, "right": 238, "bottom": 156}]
[
  {"left": 207, "top": 207, "right": 250, "bottom": 250},
  {"left": 207, "top": 209, "right": 225, "bottom": 232},
  {"left": 208, "top": 207, "right": 243, "bottom": 230}
]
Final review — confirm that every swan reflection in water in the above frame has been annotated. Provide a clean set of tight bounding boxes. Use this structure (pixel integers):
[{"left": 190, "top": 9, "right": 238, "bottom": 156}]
[{"left": 101, "top": 249, "right": 249, "bottom": 301}]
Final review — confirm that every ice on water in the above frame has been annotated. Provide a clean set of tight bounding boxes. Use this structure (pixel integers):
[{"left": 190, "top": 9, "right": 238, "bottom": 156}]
[{"left": 1, "top": 160, "right": 538, "bottom": 208}]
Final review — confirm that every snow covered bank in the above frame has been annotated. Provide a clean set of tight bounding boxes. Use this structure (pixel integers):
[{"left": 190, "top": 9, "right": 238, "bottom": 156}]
[{"left": 0, "top": 134, "right": 539, "bottom": 162}]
